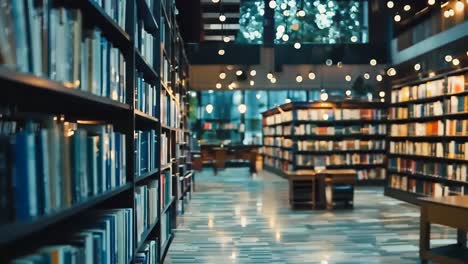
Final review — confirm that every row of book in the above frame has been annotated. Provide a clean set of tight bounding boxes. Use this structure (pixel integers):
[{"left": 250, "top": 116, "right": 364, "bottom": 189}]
[
  {"left": 0, "top": 4, "right": 126, "bottom": 103},
  {"left": 388, "top": 158, "right": 468, "bottom": 182},
  {"left": 389, "top": 141, "right": 468, "bottom": 159},
  {"left": 389, "top": 174, "right": 466, "bottom": 197},
  {"left": 357, "top": 169, "right": 386, "bottom": 180},
  {"left": 296, "top": 108, "right": 386, "bottom": 121},
  {"left": 160, "top": 92, "right": 178, "bottom": 127},
  {"left": 263, "top": 137, "right": 293, "bottom": 148},
  {"left": 136, "top": 19, "right": 155, "bottom": 67},
  {"left": 264, "top": 112, "right": 293, "bottom": 126},
  {"left": 297, "top": 140, "right": 386, "bottom": 152},
  {"left": 10, "top": 208, "right": 133, "bottom": 264},
  {"left": 135, "top": 180, "right": 159, "bottom": 244},
  {"left": 0, "top": 118, "right": 126, "bottom": 222},
  {"left": 390, "top": 120, "right": 468, "bottom": 137},
  {"left": 161, "top": 133, "right": 168, "bottom": 166},
  {"left": 134, "top": 130, "right": 157, "bottom": 177},
  {"left": 92, "top": 0, "right": 127, "bottom": 31},
  {"left": 294, "top": 124, "right": 386, "bottom": 136},
  {"left": 203, "top": 122, "right": 238, "bottom": 130},
  {"left": 264, "top": 156, "right": 292, "bottom": 171},
  {"left": 390, "top": 121, "right": 444, "bottom": 136},
  {"left": 390, "top": 96, "right": 468, "bottom": 119},
  {"left": 296, "top": 154, "right": 384, "bottom": 167},
  {"left": 391, "top": 75, "right": 465, "bottom": 103},
  {"left": 136, "top": 239, "right": 159, "bottom": 264},
  {"left": 263, "top": 147, "right": 292, "bottom": 161},
  {"left": 136, "top": 77, "right": 157, "bottom": 117}
]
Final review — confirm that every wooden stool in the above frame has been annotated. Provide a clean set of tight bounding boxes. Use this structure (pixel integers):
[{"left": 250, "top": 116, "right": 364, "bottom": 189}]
[
  {"left": 317, "top": 169, "right": 357, "bottom": 209},
  {"left": 285, "top": 170, "right": 324, "bottom": 209}
]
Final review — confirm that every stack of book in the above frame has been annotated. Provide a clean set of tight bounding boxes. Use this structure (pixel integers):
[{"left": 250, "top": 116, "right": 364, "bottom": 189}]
[
  {"left": 0, "top": 116, "right": 126, "bottom": 222},
  {"left": 0, "top": 3, "right": 127, "bottom": 103},
  {"left": 135, "top": 180, "right": 159, "bottom": 243},
  {"left": 136, "top": 77, "right": 157, "bottom": 117},
  {"left": 134, "top": 130, "right": 157, "bottom": 177},
  {"left": 10, "top": 208, "right": 133, "bottom": 264}
]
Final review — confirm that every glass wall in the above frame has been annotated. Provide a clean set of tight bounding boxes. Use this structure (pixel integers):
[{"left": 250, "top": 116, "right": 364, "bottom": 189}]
[{"left": 274, "top": 0, "right": 369, "bottom": 44}]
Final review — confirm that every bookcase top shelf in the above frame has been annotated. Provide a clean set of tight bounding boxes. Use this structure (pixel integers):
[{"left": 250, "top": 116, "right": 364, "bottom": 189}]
[
  {"left": 389, "top": 112, "right": 468, "bottom": 123},
  {"left": 391, "top": 67, "right": 468, "bottom": 90},
  {"left": 390, "top": 90, "right": 468, "bottom": 106},
  {"left": 389, "top": 170, "right": 468, "bottom": 186}
]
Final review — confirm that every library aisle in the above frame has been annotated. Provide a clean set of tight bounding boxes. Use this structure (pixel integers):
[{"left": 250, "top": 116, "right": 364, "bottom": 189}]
[{"left": 166, "top": 168, "right": 454, "bottom": 264}]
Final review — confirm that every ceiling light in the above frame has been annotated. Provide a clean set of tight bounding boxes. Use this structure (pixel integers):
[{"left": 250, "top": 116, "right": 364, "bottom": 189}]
[
  {"left": 238, "top": 104, "right": 247, "bottom": 114},
  {"left": 387, "top": 1, "right": 394, "bottom": 8},
  {"left": 296, "top": 75, "right": 303, "bottom": 83},
  {"left": 387, "top": 68, "right": 397, "bottom": 76},
  {"left": 414, "top": 63, "right": 421, "bottom": 71},
  {"left": 205, "top": 104, "right": 214, "bottom": 114},
  {"left": 282, "top": 34, "right": 289, "bottom": 41},
  {"left": 394, "top": 14, "right": 401, "bottom": 22},
  {"left": 449, "top": 8, "right": 455, "bottom": 16},
  {"left": 216, "top": 83, "right": 222, "bottom": 89},
  {"left": 285, "top": 98, "right": 292, "bottom": 103},
  {"left": 250, "top": 70, "right": 256, "bottom": 76},
  {"left": 364, "top": 73, "right": 370, "bottom": 79},
  {"left": 456, "top": 0, "right": 464, "bottom": 11},
  {"left": 270, "top": 77, "right": 277, "bottom": 84},
  {"left": 294, "top": 42, "right": 301, "bottom": 49},
  {"left": 350, "top": 36, "right": 358, "bottom": 42},
  {"left": 219, "top": 72, "right": 226, "bottom": 79},
  {"left": 445, "top": 55, "right": 453, "bottom": 62},
  {"left": 428, "top": 0, "right": 435, "bottom": 5},
  {"left": 223, "top": 36, "right": 230, "bottom": 43},
  {"left": 250, "top": 80, "right": 255, "bottom": 86},
  {"left": 236, "top": 70, "right": 243, "bottom": 76},
  {"left": 219, "top": 14, "right": 226, "bottom": 22},
  {"left": 376, "top": 74, "right": 383, "bottom": 82},
  {"left": 325, "top": 59, "right": 333, "bottom": 66},
  {"left": 320, "top": 92, "right": 328, "bottom": 101},
  {"left": 226, "top": 65, "right": 234, "bottom": 70},
  {"left": 212, "top": 0, "right": 219, "bottom": 3},
  {"left": 297, "top": 9, "right": 306, "bottom": 17},
  {"left": 280, "top": 3, "right": 287, "bottom": 9},
  {"left": 337, "top": 61, "right": 343, "bottom": 68},
  {"left": 444, "top": 9, "right": 451, "bottom": 18},
  {"left": 345, "top": 90, "right": 352, "bottom": 96},
  {"left": 269, "top": 0, "right": 277, "bottom": 9},
  {"left": 345, "top": 75, "right": 352, "bottom": 82},
  {"left": 190, "top": 91, "right": 197, "bottom": 97},
  {"left": 267, "top": 72, "right": 273, "bottom": 79},
  {"left": 218, "top": 49, "right": 225, "bottom": 56},
  {"left": 452, "top": 58, "right": 460, "bottom": 66},
  {"left": 370, "top": 59, "right": 377, "bottom": 66},
  {"left": 256, "top": 93, "right": 261, "bottom": 99},
  {"left": 379, "top": 91, "right": 386, "bottom": 98},
  {"left": 404, "top": 5, "right": 411, "bottom": 11},
  {"left": 308, "top": 72, "right": 316, "bottom": 80}
]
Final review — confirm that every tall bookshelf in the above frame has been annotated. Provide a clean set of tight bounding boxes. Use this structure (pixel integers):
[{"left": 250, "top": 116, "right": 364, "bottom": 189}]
[
  {"left": 385, "top": 68, "right": 468, "bottom": 204},
  {"left": 262, "top": 101, "right": 387, "bottom": 184},
  {"left": 0, "top": 0, "right": 193, "bottom": 263}
]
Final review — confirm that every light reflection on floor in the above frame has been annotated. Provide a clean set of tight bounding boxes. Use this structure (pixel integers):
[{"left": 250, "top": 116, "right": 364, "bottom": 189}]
[{"left": 165, "top": 168, "right": 454, "bottom": 264}]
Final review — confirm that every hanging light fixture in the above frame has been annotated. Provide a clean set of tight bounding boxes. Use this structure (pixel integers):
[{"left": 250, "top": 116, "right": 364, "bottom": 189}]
[
  {"left": 296, "top": 74, "right": 303, "bottom": 83},
  {"left": 308, "top": 72, "right": 316, "bottom": 80}
]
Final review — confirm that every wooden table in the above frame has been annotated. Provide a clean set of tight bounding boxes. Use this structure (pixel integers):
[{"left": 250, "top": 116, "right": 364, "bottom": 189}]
[
  {"left": 419, "top": 196, "right": 468, "bottom": 264},
  {"left": 285, "top": 170, "right": 324, "bottom": 209},
  {"left": 317, "top": 169, "right": 357, "bottom": 209},
  {"left": 193, "top": 145, "right": 260, "bottom": 174}
]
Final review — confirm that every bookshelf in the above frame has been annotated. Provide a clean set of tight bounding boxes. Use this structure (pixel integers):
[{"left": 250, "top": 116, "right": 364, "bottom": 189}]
[
  {"left": 262, "top": 101, "right": 387, "bottom": 185},
  {"left": 385, "top": 68, "right": 468, "bottom": 204},
  {"left": 0, "top": 0, "right": 193, "bottom": 263}
]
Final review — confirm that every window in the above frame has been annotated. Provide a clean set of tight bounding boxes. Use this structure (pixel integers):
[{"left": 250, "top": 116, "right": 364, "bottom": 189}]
[{"left": 237, "top": 0, "right": 265, "bottom": 44}]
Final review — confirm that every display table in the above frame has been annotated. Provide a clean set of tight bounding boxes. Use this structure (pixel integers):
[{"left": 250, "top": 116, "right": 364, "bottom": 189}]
[
  {"left": 285, "top": 170, "right": 323, "bottom": 208},
  {"left": 317, "top": 169, "right": 357, "bottom": 209},
  {"left": 419, "top": 196, "right": 468, "bottom": 264}
]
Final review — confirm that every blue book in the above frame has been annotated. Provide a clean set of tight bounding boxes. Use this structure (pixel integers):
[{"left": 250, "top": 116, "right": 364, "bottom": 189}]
[
  {"left": 36, "top": 130, "right": 51, "bottom": 215},
  {"left": 13, "top": 129, "right": 38, "bottom": 220},
  {"left": 87, "top": 136, "right": 99, "bottom": 196},
  {"left": 115, "top": 132, "right": 120, "bottom": 187}
]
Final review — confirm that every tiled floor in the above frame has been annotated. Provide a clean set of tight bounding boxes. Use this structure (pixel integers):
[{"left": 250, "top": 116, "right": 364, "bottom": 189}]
[{"left": 165, "top": 168, "right": 455, "bottom": 264}]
